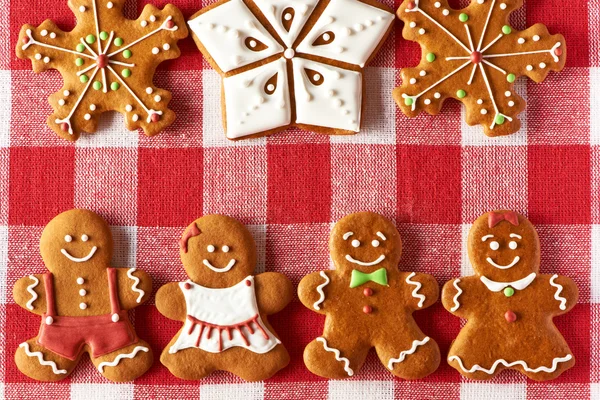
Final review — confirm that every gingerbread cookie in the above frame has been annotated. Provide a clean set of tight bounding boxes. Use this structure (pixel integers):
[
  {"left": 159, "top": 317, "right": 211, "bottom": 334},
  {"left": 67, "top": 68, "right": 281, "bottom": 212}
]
[
  {"left": 156, "top": 215, "right": 293, "bottom": 381},
  {"left": 442, "top": 211, "right": 578, "bottom": 381},
  {"left": 393, "top": 0, "right": 566, "bottom": 136},
  {"left": 188, "top": 0, "right": 394, "bottom": 140},
  {"left": 298, "top": 212, "right": 440, "bottom": 379},
  {"left": 16, "top": 0, "right": 188, "bottom": 141},
  {"left": 13, "top": 209, "right": 153, "bottom": 382}
]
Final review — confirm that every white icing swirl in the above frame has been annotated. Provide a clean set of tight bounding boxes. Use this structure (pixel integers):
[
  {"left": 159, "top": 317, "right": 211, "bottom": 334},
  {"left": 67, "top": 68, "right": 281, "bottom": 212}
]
[
  {"left": 387, "top": 337, "right": 430, "bottom": 370},
  {"left": 127, "top": 268, "right": 145, "bottom": 303},
  {"left": 405, "top": 272, "right": 426, "bottom": 308},
  {"left": 25, "top": 275, "right": 39, "bottom": 310},
  {"left": 449, "top": 354, "right": 572, "bottom": 374},
  {"left": 316, "top": 337, "right": 353, "bottom": 376},
  {"left": 549, "top": 274, "right": 567, "bottom": 311},
  {"left": 19, "top": 342, "right": 67, "bottom": 374},
  {"left": 450, "top": 279, "right": 462, "bottom": 312},
  {"left": 97, "top": 346, "right": 149, "bottom": 372},
  {"left": 313, "top": 271, "right": 330, "bottom": 311}
]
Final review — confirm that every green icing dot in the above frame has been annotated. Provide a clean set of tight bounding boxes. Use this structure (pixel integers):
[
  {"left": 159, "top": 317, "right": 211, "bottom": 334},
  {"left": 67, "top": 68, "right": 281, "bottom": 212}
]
[
  {"left": 75, "top": 58, "right": 84, "bottom": 66},
  {"left": 456, "top": 89, "right": 467, "bottom": 98},
  {"left": 100, "top": 31, "right": 109, "bottom": 40},
  {"left": 503, "top": 287, "right": 514, "bottom": 297},
  {"left": 502, "top": 25, "right": 512, "bottom": 35},
  {"left": 426, "top": 52, "right": 436, "bottom": 62},
  {"left": 495, "top": 115, "right": 506, "bottom": 125},
  {"left": 121, "top": 69, "right": 131, "bottom": 78},
  {"left": 507, "top": 73, "right": 516, "bottom": 83},
  {"left": 459, "top": 13, "right": 469, "bottom": 22},
  {"left": 123, "top": 50, "right": 132, "bottom": 59},
  {"left": 111, "top": 82, "right": 120, "bottom": 91},
  {"left": 80, "top": 74, "right": 89, "bottom": 83},
  {"left": 114, "top": 37, "right": 123, "bottom": 46},
  {"left": 76, "top": 43, "right": 85, "bottom": 52},
  {"left": 404, "top": 97, "right": 414, "bottom": 106},
  {"left": 93, "top": 81, "right": 102, "bottom": 90},
  {"left": 85, "top": 34, "right": 96, "bottom": 44}
]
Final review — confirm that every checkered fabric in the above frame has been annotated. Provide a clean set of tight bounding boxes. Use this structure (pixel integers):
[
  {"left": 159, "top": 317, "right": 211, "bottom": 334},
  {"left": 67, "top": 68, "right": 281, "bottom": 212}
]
[{"left": 0, "top": 0, "right": 598, "bottom": 398}]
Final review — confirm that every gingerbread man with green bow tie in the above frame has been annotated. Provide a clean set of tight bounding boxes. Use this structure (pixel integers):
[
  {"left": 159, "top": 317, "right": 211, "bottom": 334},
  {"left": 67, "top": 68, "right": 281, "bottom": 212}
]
[{"left": 298, "top": 212, "right": 441, "bottom": 379}]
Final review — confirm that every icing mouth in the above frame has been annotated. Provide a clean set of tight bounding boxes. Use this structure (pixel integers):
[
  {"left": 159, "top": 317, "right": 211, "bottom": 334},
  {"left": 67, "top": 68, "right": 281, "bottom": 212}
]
[
  {"left": 203, "top": 259, "right": 236, "bottom": 273},
  {"left": 345, "top": 254, "right": 385, "bottom": 267},
  {"left": 486, "top": 256, "right": 520, "bottom": 269},
  {"left": 61, "top": 246, "right": 97, "bottom": 262}
]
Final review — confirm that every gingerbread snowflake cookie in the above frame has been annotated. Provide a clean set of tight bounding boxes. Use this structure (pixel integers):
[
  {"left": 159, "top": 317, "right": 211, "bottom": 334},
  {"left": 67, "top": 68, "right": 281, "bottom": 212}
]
[
  {"left": 442, "top": 211, "right": 577, "bottom": 380},
  {"left": 188, "top": 0, "right": 394, "bottom": 140},
  {"left": 393, "top": 0, "right": 566, "bottom": 136},
  {"left": 16, "top": 0, "right": 188, "bottom": 141}
]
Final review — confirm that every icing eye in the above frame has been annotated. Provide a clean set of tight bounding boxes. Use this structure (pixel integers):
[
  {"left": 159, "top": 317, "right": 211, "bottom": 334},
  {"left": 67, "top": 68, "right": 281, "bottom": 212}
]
[
  {"left": 372, "top": 240, "right": 380, "bottom": 247},
  {"left": 65, "top": 235, "right": 72, "bottom": 243},
  {"left": 81, "top": 234, "right": 89, "bottom": 242},
  {"left": 305, "top": 68, "right": 324, "bottom": 86},
  {"left": 313, "top": 31, "right": 335, "bottom": 46},
  {"left": 264, "top": 73, "right": 278, "bottom": 95},
  {"left": 222, "top": 245, "right": 230, "bottom": 253},
  {"left": 351, "top": 239, "right": 360, "bottom": 248},
  {"left": 509, "top": 241, "right": 518, "bottom": 250},
  {"left": 207, "top": 245, "right": 215, "bottom": 253},
  {"left": 281, "top": 7, "right": 295, "bottom": 32},
  {"left": 244, "top": 37, "right": 267, "bottom": 52},
  {"left": 489, "top": 241, "right": 500, "bottom": 251}
]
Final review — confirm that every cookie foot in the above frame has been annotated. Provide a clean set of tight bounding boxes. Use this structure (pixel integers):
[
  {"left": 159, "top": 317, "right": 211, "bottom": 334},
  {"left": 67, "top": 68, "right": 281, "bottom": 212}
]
[
  {"left": 304, "top": 337, "right": 367, "bottom": 379},
  {"left": 379, "top": 336, "right": 440, "bottom": 380},
  {"left": 92, "top": 341, "right": 153, "bottom": 382},
  {"left": 15, "top": 338, "right": 76, "bottom": 381}
]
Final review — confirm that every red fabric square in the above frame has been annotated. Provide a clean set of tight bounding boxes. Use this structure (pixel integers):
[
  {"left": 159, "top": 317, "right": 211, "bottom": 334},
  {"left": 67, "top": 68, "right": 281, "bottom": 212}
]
[
  {"left": 137, "top": 148, "right": 203, "bottom": 227},
  {"left": 0, "top": 148, "right": 10, "bottom": 225}
]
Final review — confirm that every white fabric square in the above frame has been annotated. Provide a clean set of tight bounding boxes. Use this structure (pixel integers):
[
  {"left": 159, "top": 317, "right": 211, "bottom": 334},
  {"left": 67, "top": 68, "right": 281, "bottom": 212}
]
[
  {"left": 460, "top": 382, "right": 526, "bottom": 400},
  {"left": 591, "top": 68, "right": 600, "bottom": 144},
  {"left": 75, "top": 111, "right": 139, "bottom": 148},
  {"left": 591, "top": 383, "right": 600, "bottom": 400},
  {"left": 592, "top": 225, "right": 600, "bottom": 302},
  {"left": 70, "top": 383, "right": 134, "bottom": 400},
  {"left": 110, "top": 226, "right": 137, "bottom": 268},
  {"left": 200, "top": 382, "right": 264, "bottom": 400},
  {"left": 0, "top": 225, "right": 7, "bottom": 304},
  {"left": 0, "top": 70, "right": 10, "bottom": 148},
  {"left": 247, "top": 224, "right": 267, "bottom": 274},
  {"left": 328, "top": 380, "right": 394, "bottom": 400},
  {"left": 461, "top": 223, "right": 474, "bottom": 276}
]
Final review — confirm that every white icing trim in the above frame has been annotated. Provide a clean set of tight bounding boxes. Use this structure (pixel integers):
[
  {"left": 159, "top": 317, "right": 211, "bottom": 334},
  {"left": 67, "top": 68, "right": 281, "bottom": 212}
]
[
  {"left": 477, "top": 0, "right": 496, "bottom": 51},
  {"left": 482, "top": 42, "right": 562, "bottom": 63},
  {"left": 127, "top": 268, "right": 144, "bottom": 303},
  {"left": 478, "top": 63, "right": 512, "bottom": 129},
  {"left": 449, "top": 353, "right": 572, "bottom": 374},
  {"left": 202, "top": 258, "right": 236, "bottom": 273},
  {"left": 450, "top": 279, "right": 462, "bottom": 312},
  {"left": 97, "top": 346, "right": 149, "bottom": 372},
  {"left": 106, "top": 65, "right": 162, "bottom": 122},
  {"left": 387, "top": 337, "right": 430, "bottom": 370},
  {"left": 481, "top": 234, "right": 494, "bottom": 242},
  {"left": 343, "top": 232, "right": 354, "bottom": 240},
  {"left": 405, "top": 272, "right": 426, "bottom": 308},
  {"left": 376, "top": 232, "right": 386, "bottom": 241},
  {"left": 91, "top": 0, "right": 102, "bottom": 54},
  {"left": 19, "top": 342, "right": 67, "bottom": 374},
  {"left": 55, "top": 67, "right": 99, "bottom": 135},
  {"left": 316, "top": 337, "right": 353, "bottom": 376},
  {"left": 480, "top": 272, "right": 536, "bottom": 292},
  {"left": 406, "top": 3, "right": 470, "bottom": 53},
  {"left": 107, "top": 17, "right": 178, "bottom": 57},
  {"left": 21, "top": 29, "right": 95, "bottom": 59},
  {"left": 61, "top": 246, "right": 97, "bottom": 262},
  {"left": 483, "top": 59, "right": 506, "bottom": 75},
  {"left": 549, "top": 274, "right": 567, "bottom": 311},
  {"left": 485, "top": 255, "right": 520, "bottom": 269},
  {"left": 313, "top": 271, "right": 330, "bottom": 310},
  {"left": 344, "top": 254, "right": 385, "bottom": 266},
  {"left": 480, "top": 34, "right": 503, "bottom": 53},
  {"left": 25, "top": 275, "right": 39, "bottom": 310},
  {"left": 510, "top": 233, "right": 522, "bottom": 239}
]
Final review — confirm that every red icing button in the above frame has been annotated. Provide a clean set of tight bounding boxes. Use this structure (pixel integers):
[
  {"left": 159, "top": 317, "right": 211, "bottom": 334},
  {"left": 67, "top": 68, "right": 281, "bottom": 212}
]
[
  {"left": 150, "top": 113, "right": 161, "bottom": 123},
  {"left": 470, "top": 51, "right": 482, "bottom": 64},
  {"left": 183, "top": 282, "right": 191, "bottom": 290},
  {"left": 363, "top": 288, "right": 373, "bottom": 296},
  {"left": 97, "top": 54, "right": 108, "bottom": 68},
  {"left": 407, "top": 1, "right": 416, "bottom": 9},
  {"left": 363, "top": 305, "right": 372, "bottom": 314},
  {"left": 554, "top": 47, "right": 563, "bottom": 56},
  {"left": 165, "top": 20, "right": 175, "bottom": 29},
  {"left": 60, "top": 122, "right": 69, "bottom": 132},
  {"left": 505, "top": 310, "right": 517, "bottom": 322},
  {"left": 22, "top": 37, "right": 29, "bottom": 44},
  {"left": 245, "top": 279, "right": 251, "bottom": 286}
]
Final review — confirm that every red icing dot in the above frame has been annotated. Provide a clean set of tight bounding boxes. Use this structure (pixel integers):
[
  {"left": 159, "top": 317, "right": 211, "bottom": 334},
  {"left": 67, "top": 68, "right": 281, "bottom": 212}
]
[
  {"left": 245, "top": 279, "right": 251, "bottom": 286},
  {"left": 554, "top": 47, "right": 562, "bottom": 56},
  {"left": 470, "top": 51, "right": 482, "bottom": 64},
  {"left": 22, "top": 37, "right": 29, "bottom": 44},
  {"left": 150, "top": 113, "right": 160, "bottom": 123},
  {"left": 363, "top": 305, "right": 372, "bottom": 314},
  {"left": 363, "top": 288, "right": 373, "bottom": 296},
  {"left": 407, "top": 1, "right": 416, "bottom": 9},
  {"left": 97, "top": 54, "right": 108, "bottom": 68},
  {"left": 183, "top": 282, "right": 191, "bottom": 290},
  {"left": 60, "top": 122, "right": 69, "bottom": 132},
  {"left": 165, "top": 20, "right": 175, "bottom": 29},
  {"left": 504, "top": 310, "right": 517, "bottom": 322}
]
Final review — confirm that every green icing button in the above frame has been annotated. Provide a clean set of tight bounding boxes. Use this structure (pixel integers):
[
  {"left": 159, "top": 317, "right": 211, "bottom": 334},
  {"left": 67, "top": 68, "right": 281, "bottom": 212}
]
[
  {"left": 121, "top": 69, "right": 131, "bottom": 78},
  {"left": 456, "top": 89, "right": 466, "bottom": 98},
  {"left": 502, "top": 25, "right": 512, "bottom": 35},
  {"left": 100, "top": 31, "right": 109, "bottom": 40},
  {"left": 80, "top": 74, "right": 89, "bottom": 83},
  {"left": 404, "top": 97, "right": 414, "bottom": 106},
  {"left": 503, "top": 287, "right": 514, "bottom": 297},
  {"left": 426, "top": 53, "right": 436, "bottom": 62},
  {"left": 507, "top": 73, "right": 516, "bottom": 83},
  {"left": 75, "top": 58, "right": 84, "bottom": 66},
  {"left": 114, "top": 37, "right": 123, "bottom": 46},
  {"left": 495, "top": 114, "right": 506, "bottom": 125},
  {"left": 123, "top": 50, "right": 132, "bottom": 58},
  {"left": 111, "top": 82, "right": 120, "bottom": 91},
  {"left": 85, "top": 34, "right": 96, "bottom": 44},
  {"left": 459, "top": 13, "right": 469, "bottom": 22},
  {"left": 76, "top": 43, "right": 85, "bottom": 52},
  {"left": 93, "top": 81, "right": 102, "bottom": 90}
]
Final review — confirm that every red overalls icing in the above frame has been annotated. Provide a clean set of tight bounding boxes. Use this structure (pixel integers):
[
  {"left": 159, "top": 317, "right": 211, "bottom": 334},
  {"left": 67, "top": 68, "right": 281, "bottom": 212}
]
[{"left": 37, "top": 268, "right": 138, "bottom": 360}]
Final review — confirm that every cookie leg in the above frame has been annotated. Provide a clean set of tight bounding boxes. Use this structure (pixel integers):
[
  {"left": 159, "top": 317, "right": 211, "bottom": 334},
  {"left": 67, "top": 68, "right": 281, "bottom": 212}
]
[
  {"left": 376, "top": 335, "right": 440, "bottom": 380},
  {"left": 91, "top": 340, "right": 153, "bottom": 382},
  {"left": 221, "top": 343, "right": 290, "bottom": 382},
  {"left": 15, "top": 337, "right": 78, "bottom": 381},
  {"left": 160, "top": 334, "right": 217, "bottom": 380},
  {"left": 304, "top": 331, "right": 368, "bottom": 379}
]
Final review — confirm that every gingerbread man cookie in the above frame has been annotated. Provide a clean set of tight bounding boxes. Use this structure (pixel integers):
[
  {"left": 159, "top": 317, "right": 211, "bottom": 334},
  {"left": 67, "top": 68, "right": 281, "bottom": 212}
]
[
  {"left": 298, "top": 212, "right": 440, "bottom": 379},
  {"left": 13, "top": 209, "right": 153, "bottom": 382},
  {"left": 442, "top": 211, "right": 578, "bottom": 381},
  {"left": 16, "top": 0, "right": 188, "bottom": 141},
  {"left": 156, "top": 215, "right": 293, "bottom": 381}
]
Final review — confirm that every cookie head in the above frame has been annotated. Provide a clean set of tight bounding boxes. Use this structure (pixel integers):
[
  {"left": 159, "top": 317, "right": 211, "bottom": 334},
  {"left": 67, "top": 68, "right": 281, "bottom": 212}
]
[
  {"left": 179, "top": 215, "right": 256, "bottom": 288},
  {"left": 40, "top": 209, "right": 112, "bottom": 273},
  {"left": 468, "top": 211, "right": 540, "bottom": 281},
  {"left": 329, "top": 212, "right": 402, "bottom": 274}
]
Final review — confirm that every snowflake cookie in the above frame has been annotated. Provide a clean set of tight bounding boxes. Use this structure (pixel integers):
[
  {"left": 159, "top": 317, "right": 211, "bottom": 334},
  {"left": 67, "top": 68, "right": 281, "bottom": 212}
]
[
  {"left": 393, "top": 0, "right": 566, "bottom": 137},
  {"left": 16, "top": 0, "right": 188, "bottom": 142},
  {"left": 188, "top": 0, "right": 394, "bottom": 140}
]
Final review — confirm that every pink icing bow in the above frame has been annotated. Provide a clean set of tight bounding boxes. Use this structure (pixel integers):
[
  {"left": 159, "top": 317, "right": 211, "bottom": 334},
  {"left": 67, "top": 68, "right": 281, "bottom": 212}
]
[{"left": 488, "top": 211, "right": 519, "bottom": 228}]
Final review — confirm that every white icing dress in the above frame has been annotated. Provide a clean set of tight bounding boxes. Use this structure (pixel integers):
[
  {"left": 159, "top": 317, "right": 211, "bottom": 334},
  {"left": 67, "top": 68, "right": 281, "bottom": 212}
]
[{"left": 169, "top": 276, "right": 280, "bottom": 354}]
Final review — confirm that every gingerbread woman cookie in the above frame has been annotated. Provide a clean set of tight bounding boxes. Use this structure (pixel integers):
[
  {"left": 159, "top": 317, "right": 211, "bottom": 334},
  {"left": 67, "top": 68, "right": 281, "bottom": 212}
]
[
  {"left": 156, "top": 215, "right": 293, "bottom": 381},
  {"left": 298, "top": 212, "right": 440, "bottom": 379},
  {"left": 442, "top": 210, "right": 578, "bottom": 381},
  {"left": 16, "top": 0, "right": 188, "bottom": 141},
  {"left": 13, "top": 209, "right": 153, "bottom": 382}
]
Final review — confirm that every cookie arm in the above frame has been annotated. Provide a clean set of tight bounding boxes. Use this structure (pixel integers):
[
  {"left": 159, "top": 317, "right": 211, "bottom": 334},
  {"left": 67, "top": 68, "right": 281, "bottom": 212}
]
[
  {"left": 402, "top": 272, "right": 439, "bottom": 310},
  {"left": 13, "top": 274, "right": 47, "bottom": 315},
  {"left": 115, "top": 268, "right": 152, "bottom": 309},
  {"left": 441, "top": 278, "right": 469, "bottom": 318},
  {"left": 298, "top": 271, "right": 332, "bottom": 314},
  {"left": 546, "top": 274, "right": 578, "bottom": 315},
  {"left": 155, "top": 282, "right": 187, "bottom": 321},
  {"left": 254, "top": 272, "right": 294, "bottom": 315}
]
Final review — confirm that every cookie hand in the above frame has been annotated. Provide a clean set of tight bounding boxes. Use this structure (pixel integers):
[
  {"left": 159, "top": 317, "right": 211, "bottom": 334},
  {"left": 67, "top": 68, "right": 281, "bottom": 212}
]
[
  {"left": 442, "top": 278, "right": 470, "bottom": 317},
  {"left": 115, "top": 268, "right": 152, "bottom": 309},
  {"left": 13, "top": 274, "right": 47, "bottom": 315},
  {"left": 298, "top": 271, "right": 333, "bottom": 314},
  {"left": 156, "top": 282, "right": 187, "bottom": 321},
  {"left": 545, "top": 274, "right": 578, "bottom": 314},
  {"left": 254, "top": 272, "right": 293, "bottom": 315},
  {"left": 402, "top": 272, "right": 439, "bottom": 310}
]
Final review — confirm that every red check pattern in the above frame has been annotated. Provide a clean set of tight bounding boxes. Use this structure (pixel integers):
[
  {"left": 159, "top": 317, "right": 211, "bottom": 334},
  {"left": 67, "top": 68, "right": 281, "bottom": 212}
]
[{"left": 1, "top": 0, "right": 599, "bottom": 398}]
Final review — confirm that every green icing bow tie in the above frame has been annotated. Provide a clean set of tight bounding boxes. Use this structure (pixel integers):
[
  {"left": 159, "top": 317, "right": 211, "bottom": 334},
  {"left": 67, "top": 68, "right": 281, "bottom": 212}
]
[{"left": 350, "top": 268, "right": 388, "bottom": 288}]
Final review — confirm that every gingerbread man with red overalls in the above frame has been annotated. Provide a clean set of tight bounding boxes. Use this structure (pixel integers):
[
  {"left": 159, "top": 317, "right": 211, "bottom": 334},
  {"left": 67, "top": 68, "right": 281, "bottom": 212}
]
[
  {"left": 442, "top": 210, "right": 578, "bottom": 381},
  {"left": 298, "top": 212, "right": 440, "bottom": 379},
  {"left": 13, "top": 209, "right": 153, "bottom": 382}
]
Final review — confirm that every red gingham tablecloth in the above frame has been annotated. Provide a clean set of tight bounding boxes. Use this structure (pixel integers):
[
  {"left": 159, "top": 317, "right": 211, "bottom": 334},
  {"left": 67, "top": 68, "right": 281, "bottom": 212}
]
[{"left": 0, "top": 0, "right": 598, "bottom": 398}]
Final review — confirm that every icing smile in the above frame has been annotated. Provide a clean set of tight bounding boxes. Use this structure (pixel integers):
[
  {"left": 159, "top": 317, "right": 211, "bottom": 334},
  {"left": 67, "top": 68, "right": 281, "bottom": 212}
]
[
  {"left": 345, "top": 254, "right": 385, "bottom": 267},
  {"left": 61, "top": 246, "right": 97, "bottom": 263},
  {"left": 486, "top": 256, "right": 520, "bottom": 269},
  {"left": 203, "top": 259, "right": 236, "bottom": 273}
]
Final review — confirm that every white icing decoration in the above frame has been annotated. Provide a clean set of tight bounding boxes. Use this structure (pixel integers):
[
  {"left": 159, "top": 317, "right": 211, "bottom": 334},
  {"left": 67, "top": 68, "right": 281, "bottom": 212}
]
[
  {"left": 89, "top": 104, "right": 96, "bottom": 111},
  {"left": 481, "top": 108, "right": 488, "bottom": 114},
  {"left": 420, "top": 70, "right": 426, "bottom": 76},
  {"left": 107, "top": 1, "right": 113, "bottom": 8},
  {"left": 434, "top": 2, "right": 440, "bottom": 7},
  {"left": 409, "top": 22, "right": 416, "bottom": 28},
  {"left": 539, "top": 62, "right": 546, "bottom": 68},
  {"left": 112, "top": 313, "right": 120, "bottom": 322},
  {"left": 510, "top": 233, "right": 522, "bottom": 239},
  {"left": 387, "top": 337, "right": 430, "bottom": 370},
  {"left": 480, "top": 272, "right": 536, "bottom": 292},
  {"left": 80, "top": 6, "right": 86, "bottom": 12},
  {"left": 508, "top": 240, "right": 517, "bottom": 248},
  {"left": 450, "top": 279, "right": 462, "bottom": 312},
  {"left": 499, "top": 3, "right": 506, "bottom": 9},
  {"left": 25, "top": 275, "right": 39, "bottom": 310},
  {"left": 376, "top": 232, "right": 386, "bottom": 240},
  {"left": 442, "top": 9, "right": 449, "bottom": 16},
  {"left": 477, "top": 99, "right": 483, "bottom": 104},
  {"left": 46, "top": 316, "right": 54, "bottom": 325},
  {"left": 35, "top": 53, "right": 42, "bottom": 60},
  {"left": 222, "top": 245, "right": 230, "bottom": 252},
  {"left": 146, "top": 87, "right": 153, "bottom": 94},
  {"left": 163, "top": 43, "right": 170, "bottom": 51},
  {"left": 61, "top": 246, "right": 97, "bottom": 262},
  {"left": 141, "top": 20, "right": 148, "bottom": 27},
  {"left": 449, "top": 354, "right": 572, "bottom": 374},
  {"left": 508, "top": 100, "right": 515, "bottom": 107},
  {"left": 418, "top": 28, "right": 425, "bottom": 35},
  {"left": 77, "top": 277, "right": 84, "bottom": 284},
  {"left": 132, "top": 114, "right": 139, "bottom": 122},
  {"left": 97, "top": 346, "right": 149, "bottom": 372},
  {"left": 41, "top": 30, "right": 48, "bottom": 37},
  {"left": 80, "top": 302, "right": 87, "bottom": 309},
  {"left": 154, "top": 95, "right": 161, "bottom": 102},
  {"left": 405, "top": 272, "right": 426, "bottom": 308},
  {"left": 505, "top": 91, "right": 511, "bottom": 97},
  {"left": 79, "top": 289, "right": 86, "bottom": 296},
  {"left": 150, "top": 15, "right": 156, "bottom": 22},
  {"left": 343, "top": 232, "right": 353, "bottom": 240},
  {"left": 549, "top": 274, "right": 567, "bottom": 310},
  {"left": 351, "top": 239, "right": 360, "bottom": 247},
  {"left": 345, "top": 254, "right": 385, "bottom": 267},
  {"left": 58, "top": 99, "right": 65, "bottom": 106},
  {"left": 424, "top": 99, "right": 431, "bottom": 105},
  {"left": 125, "top": 105, "right": 132, "bottom": 112},
  {"left": 533, "top": 35, "right": 540, "bottom": 41},
  {"left": 284, "top": 48, "right": 295, "bottom": 59},
  {"left": 203, "top": 258, "right": 236, "bottom": 273},
  {"left": 169, "top": 277, "right": 281, "bottom": 354},
  {"left": 489, "top": 240, "right": 499, "bottom": 250},
  {"left": 50, "top": 32, "right": 56, "bottom": 39},
  {"left": 254, "top": 0, "right": 319, "bottom": 47},
  {"left": 518, "top": 38, "right": 525, "bottom": 44},
  {"left": 127, "top": 268, "right": 145, "bottom": 303},
  {"left": 314, "top": 271, "right": 330, "bottom": 310},
  {"left": 152, "top": 47, "right": 159, "bottom": 54},
  {"left": 372, "top": 239, "right": 380, "bottom": 247},
  {"left": 486, "top": 254, "right": 520, "bottom": 269},
  {"left": 317, "top": 337, "right": 353, "bottom": 376},
  {"left": 43, "top": 57, "right": 50, "bottom": 64},
  {"left": 526, "top": 65, "right": 533, "bottom": 71},
  {"left": 409, "top": 78, "right": 416, "bottom": 84},
  {"left": 19, "top": 343, "right": 67, "bottom": 374},
  {"left": 84, "top": 113, "right": 91, "bottom": 120}
]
